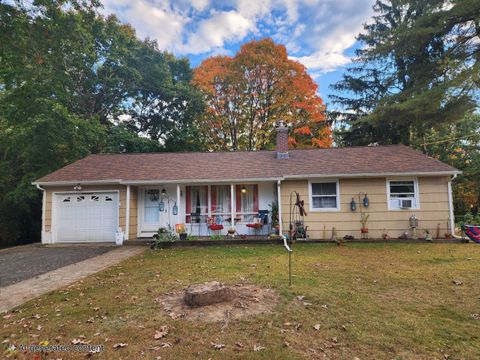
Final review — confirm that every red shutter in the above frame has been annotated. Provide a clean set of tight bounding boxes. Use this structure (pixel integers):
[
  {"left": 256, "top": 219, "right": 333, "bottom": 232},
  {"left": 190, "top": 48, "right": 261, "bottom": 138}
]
[
  {"left": 211, "top": 185, "right": 216, "bottom": 213},
  {"left": 186, "top": 186, "right": 191, "bottom": 223},
  {"left": 236, "top": 185, "right": 242, "bottom": 213},
  {"left": 253, "top": 184, "right": 259, "bottom": 213}
]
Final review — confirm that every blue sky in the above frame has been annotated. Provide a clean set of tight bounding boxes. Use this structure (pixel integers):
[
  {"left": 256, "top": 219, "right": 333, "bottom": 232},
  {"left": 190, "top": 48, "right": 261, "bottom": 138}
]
[{"left": 102, "top": 0, "right": 375, "bottom": 107}]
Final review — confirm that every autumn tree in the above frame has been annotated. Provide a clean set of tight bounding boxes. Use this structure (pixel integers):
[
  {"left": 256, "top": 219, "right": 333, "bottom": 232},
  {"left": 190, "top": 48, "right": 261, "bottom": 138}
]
[{"left": 192, "top": 38, "right": 331, "bottom": 151}]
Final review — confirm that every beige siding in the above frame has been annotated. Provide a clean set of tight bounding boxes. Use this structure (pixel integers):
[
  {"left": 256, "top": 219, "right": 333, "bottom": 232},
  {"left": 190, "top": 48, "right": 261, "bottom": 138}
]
[
  {"left": 43, "top": 185, "right": 138, "bottom": 240},
  {"left": 280, "top": 176, "right": 451, "bottom": 240}
]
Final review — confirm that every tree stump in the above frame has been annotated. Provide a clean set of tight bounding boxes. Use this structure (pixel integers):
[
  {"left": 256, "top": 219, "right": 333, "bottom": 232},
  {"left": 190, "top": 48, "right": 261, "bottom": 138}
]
[{"left": 184, "top": 281, "right": 233, "bottom": 307}]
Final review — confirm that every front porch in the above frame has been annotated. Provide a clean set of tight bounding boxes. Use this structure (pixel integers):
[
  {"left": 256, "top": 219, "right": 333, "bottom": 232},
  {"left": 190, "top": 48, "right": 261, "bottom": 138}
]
[{"left": 134, "top": 181, "right": 279, "bottom": 239}]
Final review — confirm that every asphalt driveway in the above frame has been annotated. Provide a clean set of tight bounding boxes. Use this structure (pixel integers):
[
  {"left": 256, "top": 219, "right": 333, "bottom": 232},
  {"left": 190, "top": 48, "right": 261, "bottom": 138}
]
[{"left": 0, "top": 244, "right": 113, "bottom": 287}]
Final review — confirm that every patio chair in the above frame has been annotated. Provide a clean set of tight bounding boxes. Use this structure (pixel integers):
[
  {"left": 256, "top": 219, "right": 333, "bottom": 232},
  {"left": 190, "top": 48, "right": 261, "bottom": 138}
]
[
  {"left": 246, "top": 210, "right": 269, "bottom": 236},
  {"left": 208, "top": 215, "right": 224, "bottom": 236},
  {"left": 462, "top": 224, "right": 480, "bottom": 244}
]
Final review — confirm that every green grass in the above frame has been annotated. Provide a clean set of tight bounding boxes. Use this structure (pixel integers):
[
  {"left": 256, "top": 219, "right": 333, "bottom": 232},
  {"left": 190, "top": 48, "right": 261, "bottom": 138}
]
[{"left": 1, "top": 243, "right": 480, "bottom": 359}]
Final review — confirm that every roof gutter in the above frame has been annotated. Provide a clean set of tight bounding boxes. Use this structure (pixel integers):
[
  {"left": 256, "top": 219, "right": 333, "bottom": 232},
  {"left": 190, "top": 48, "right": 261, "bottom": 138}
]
[
  {"left": 32, "top": 170, "right": 461, "bottom": 187},
  {"left": 283, "top": 170, "right": 461, "bottom": 180},
  {"left": 33, "top": 177, "right": 284, "bottom": 186}
]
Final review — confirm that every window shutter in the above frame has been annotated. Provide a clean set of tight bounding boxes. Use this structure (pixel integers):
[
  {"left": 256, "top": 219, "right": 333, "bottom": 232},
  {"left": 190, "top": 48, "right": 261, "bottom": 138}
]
[
  {"left": 186, "top": 186, "right": 191, "bottom": 223},
  {"left": 236, "top": 185, "right": 242, "bottom": 213},
  {"left": 253, "top": 184, "right": 259, "bottom": 213}
]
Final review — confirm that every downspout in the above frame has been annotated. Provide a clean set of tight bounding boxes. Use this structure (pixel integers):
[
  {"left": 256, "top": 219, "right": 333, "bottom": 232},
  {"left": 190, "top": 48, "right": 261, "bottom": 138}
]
[
  {"left": 448, "top": 174, "right": 461, "bottom": 239},
  {"left": 125, "top": 185, "right": 130, "bottom": 241},
  {"left": 36, "top": 184, "right": 46, "bottom": 243},
  {"left": 277, "top": 180, "right": 283, "bottom": 236}
]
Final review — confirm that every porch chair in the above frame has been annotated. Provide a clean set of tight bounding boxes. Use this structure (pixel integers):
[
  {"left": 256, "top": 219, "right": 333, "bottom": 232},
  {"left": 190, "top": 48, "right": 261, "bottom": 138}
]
[
  {"left": 246, "top": 210, "right": 269, "bottom": 236},
  {"left": 207, "top": 215, "right": 224, "bottom": 236}
]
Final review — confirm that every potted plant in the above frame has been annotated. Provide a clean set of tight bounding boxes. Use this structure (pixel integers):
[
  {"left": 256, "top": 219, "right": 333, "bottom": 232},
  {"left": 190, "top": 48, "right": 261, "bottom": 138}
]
[
  {"left": 360, "top": 213, "right": 370, "bottom": 233},
  {"left": 269, "top": 202, "right": 279, "bottom": 234},
  {"left": 175, "top": 223, "right": 187, "bottom": 240}
]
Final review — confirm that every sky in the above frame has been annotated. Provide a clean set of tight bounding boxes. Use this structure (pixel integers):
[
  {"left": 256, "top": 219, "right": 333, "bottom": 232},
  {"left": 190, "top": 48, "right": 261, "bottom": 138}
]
[{"left": 101, "top": 0, "right": 376, "bottom": 106}]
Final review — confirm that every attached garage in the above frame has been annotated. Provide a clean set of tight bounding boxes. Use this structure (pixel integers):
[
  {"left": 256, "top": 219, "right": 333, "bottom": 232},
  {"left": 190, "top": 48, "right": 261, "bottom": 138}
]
[{"left": 53, "top": 192, "right": 119, "bottom": 243}]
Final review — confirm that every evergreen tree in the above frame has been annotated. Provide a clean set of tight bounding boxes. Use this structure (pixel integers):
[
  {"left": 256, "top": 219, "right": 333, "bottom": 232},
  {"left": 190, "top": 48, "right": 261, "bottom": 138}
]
[{"left": 331, "top": 0, "right": 480, "bottom": 147}]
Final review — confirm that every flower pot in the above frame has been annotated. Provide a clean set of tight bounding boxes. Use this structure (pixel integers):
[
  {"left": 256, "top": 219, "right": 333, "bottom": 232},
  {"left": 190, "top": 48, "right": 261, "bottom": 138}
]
[
  {"left": 361, "top": 227, "right": 369, "bottom": 234},
  {"left": 179, "top": 233, "right": 187, "bottom": 241}
]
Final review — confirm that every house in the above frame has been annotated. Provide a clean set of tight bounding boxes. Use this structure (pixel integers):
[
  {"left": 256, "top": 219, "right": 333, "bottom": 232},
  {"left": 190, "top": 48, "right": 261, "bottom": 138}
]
[{"left": 33, "top": 124, "right": 460, "bottom": 244}]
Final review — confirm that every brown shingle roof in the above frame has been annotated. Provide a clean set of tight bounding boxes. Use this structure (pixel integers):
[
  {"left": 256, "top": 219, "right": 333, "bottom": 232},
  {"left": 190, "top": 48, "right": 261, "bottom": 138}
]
[{"left": 34, "top": 145, "right": 459, "bottom": 184}]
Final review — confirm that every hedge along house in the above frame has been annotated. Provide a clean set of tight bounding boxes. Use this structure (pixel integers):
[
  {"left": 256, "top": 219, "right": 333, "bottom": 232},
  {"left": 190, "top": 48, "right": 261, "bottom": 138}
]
[{"left": 33, "top": 124, "right": 460, "bottom": 244}]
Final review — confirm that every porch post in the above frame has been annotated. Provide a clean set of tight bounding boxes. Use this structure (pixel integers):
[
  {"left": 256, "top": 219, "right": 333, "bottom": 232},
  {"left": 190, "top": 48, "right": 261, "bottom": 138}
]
[
  {"left": 125, "top": 185, "right": 130, "bottom": 240},
  {"left": 230, "top": 184, "right": 235, "bottom": 228},
  {"left": 277, "top": 180, "right": 283, "bottom": 236},
  {"left": 176, "top": 184, "right": 181, "bottom": 226},
  {"left": 447, "top": 176, "right": 456, "bottom": 236}
]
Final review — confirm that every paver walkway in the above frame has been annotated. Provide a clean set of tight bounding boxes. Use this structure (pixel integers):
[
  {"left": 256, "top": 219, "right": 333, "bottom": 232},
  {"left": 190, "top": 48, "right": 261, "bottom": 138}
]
[{"left": 0, "top": 247, "right": 144, "bottom": 313}]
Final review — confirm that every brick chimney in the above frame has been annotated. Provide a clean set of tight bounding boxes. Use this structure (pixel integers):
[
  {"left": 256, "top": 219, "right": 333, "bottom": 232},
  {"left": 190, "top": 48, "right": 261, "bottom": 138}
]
[{"left": 276, "top": 121, "right": 289, "bottom": 159}]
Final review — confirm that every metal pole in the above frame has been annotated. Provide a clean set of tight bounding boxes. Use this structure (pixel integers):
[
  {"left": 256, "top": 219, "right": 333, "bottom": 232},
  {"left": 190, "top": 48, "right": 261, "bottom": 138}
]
[{"left": 288, "top": 251, "right": 292, "bottom": 286}]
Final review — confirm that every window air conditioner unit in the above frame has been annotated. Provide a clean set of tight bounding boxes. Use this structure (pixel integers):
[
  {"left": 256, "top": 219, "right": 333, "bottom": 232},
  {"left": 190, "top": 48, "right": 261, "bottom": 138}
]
[{"left": 399, "top": 199, "right": 413, "bottom": 209}]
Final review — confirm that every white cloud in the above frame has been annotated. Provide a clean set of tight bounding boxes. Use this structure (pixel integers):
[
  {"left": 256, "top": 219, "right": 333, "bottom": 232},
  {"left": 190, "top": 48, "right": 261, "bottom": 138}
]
[
  {"left": 180, "top": 11, "right": 254, "bottom": 54},
  {"left": 102, "top": 0, "right": 188, "bottom": 50},
  {"left": 291, "top": 51, "right": 351, "bottom": 73},
  {"left": 100, "top": 0, "right": 376, "bottom": 74}
]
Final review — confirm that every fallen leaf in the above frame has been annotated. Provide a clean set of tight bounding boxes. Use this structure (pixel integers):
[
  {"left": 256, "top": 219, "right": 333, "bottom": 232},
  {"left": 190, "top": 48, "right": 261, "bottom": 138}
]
[
  {"left": 313, "top": 324, "right": 321, "bottom": 330},
  {"left": 168, "top": 312, "right": 185, "bottom": 320},
  {"left": 160, "top": 342, "right": 172, "bottom": 348},
  {"left": 235, "top": 342, "right": 244, "bottom": 348},
  {"left": 303, "top": 302, "right": 312, "bottom": 307},
  {"left": 71, "top": 338, "right": 89, "bottom": 345},
  {"left": 154, "top": 326, "right": 169, "bottom": 340},
  {"left": 470, "top": 314, "right": 480, "bottom": 320},
  {"left": 452, "top": 280, "right": 463, "bottom": 286},
  {"left": 253, "top": 345, "right": 265, "bottom": 352},
  {"left": 295, "top": 295, "right": 305, "bottom": 301},
  {"left": 113, "top": 343, "right": 128, "bottom": 349},
  {"left": 211, "top": 342, "right": 225, "bottom": 350}
]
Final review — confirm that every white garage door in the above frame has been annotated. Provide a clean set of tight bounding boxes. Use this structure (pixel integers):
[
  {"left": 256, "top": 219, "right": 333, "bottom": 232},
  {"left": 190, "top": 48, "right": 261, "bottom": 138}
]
[{"left": 54, "top": 192, "right": 119, "bottom": 243}]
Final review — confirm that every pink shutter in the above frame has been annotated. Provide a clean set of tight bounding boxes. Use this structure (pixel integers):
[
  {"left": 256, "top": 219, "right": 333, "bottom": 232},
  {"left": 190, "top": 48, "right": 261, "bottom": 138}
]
[
  {"left": 236, "top": 185, "right": 242, "bottom": 213},
  {"left": 186, "top": 186, "right": 191, "bottom": 223}
]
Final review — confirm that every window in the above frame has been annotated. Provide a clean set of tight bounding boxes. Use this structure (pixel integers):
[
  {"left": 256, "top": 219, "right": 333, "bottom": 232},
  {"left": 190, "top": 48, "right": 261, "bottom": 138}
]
[
  {"left": 388, "top": 179, "right": 419, "bottom": 209},
  {"left": 211, "top": 185, "right": 231, "bottom": 215},
  {"left": 62, "top": 196, "right": 71, "bottom": 203},
  {"left": 186, "top": 186, "right": 208, "bottom": 223},
  {"left": 90, "top": 195, "right": 99, "bottom": 202},
  {"left": 310, "top": 181, "right": 339, "bottom": 211},
  {"left": 236, "top": 185, "right": 258, "bottom": 222},
  {"left": 76, "top": 195, "right": 85, "bottom": 202},
  {"left": 105, "top": 196, "right": 113, "bottom": 202}
]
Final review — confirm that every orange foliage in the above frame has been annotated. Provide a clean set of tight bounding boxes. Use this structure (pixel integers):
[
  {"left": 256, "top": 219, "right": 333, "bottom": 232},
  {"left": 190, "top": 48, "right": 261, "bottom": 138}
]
[{"left": 192, "top": 38, "right": 331, "bottom": 151}]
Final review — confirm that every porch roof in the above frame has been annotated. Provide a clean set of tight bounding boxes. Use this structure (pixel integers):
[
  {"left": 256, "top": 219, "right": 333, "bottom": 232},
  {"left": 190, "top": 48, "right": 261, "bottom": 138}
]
[{"left": 34, "top": 145, "right": 459, "bottom": 185}]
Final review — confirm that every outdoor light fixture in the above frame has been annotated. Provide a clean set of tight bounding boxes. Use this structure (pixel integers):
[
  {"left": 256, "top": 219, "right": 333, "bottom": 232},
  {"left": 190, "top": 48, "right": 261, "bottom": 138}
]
[
  {"left": 409, "top": 214, "right": 418, "bottom": 228},
  {"left": 241, "top": 186, "right": 247, "bottom": 193},
  {"left": 158, "top": 199, "right": 165, "bottom": 212},
  {"left": 350, "top": 197, "right": 357, "bottom": 211},
  {"left": 161, "top": 188, "right": 167, "bottom": 196},
  {"left": 363, "top": 194, "right": 369, "bottom": 208},
  {"left": 172, "top": 202, "right": 178, "bottom": 216},
  {"left": 73, "top": 184, "right": 82, "bottom": 191}
]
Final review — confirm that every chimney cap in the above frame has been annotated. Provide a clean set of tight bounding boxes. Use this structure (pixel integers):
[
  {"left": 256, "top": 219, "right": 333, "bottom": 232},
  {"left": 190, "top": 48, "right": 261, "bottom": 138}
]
[{"left": 276, "top": 121, "right": 288, "bottom": 130}]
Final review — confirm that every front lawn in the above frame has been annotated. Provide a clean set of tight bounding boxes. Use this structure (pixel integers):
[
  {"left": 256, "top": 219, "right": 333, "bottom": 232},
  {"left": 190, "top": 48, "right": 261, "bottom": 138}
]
[{"left": 2, "top": 243, "right": 480, "bottom": 359}]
